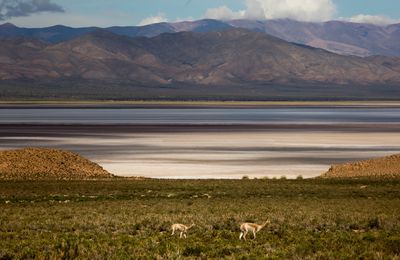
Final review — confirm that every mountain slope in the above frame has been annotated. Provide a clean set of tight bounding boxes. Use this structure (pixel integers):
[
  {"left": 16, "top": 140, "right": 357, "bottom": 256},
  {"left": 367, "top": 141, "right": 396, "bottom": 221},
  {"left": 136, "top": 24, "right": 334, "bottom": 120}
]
[
  {"left": 2, "top": 29, "right": 400, "bottom": 84},
  {"left": 1, "top": 29, "right": 400, "bottom": 100},
  {"left": 0, "top": 23, "right": 96, "bottom": 43},
  {"left": 0, "top": 20, "right": 232, "bottom": 43},
  {"left": 228, "top": 19, "right": 400, "bottom": 57},
  {"left": 1, "top": 19, "right": 400, "bottom": 57}
]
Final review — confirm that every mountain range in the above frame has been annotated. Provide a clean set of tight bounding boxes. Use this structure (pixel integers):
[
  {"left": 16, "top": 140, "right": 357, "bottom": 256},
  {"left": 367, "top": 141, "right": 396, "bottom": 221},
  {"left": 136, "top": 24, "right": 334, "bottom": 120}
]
[
  {"left": 1, "top": 19, "right": 400, "bottom": 57},
  {"left": 1, "top": 20, "right": 400, "bottom": 100}
]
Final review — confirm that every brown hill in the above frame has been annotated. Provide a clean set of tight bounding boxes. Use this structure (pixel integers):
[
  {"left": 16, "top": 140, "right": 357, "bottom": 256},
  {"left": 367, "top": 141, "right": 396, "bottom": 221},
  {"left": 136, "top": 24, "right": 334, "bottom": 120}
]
[
  {"left": 228, "top": 20, "right": 400, "bottom": 57},
  {"left": 0, "top": 148, "right": 112, "bottom": 180},
  {"left": 321, "top": 154, "right": 400, "bottom": 179},
  {"left": 2, "top": 29, "right": 400, "bottom": 100},
  {"left": 2, "top": 29, "right": 400, "bottom": 85},
  {"left": 2, "top": 19, "right": 400, "bottom": 57}
]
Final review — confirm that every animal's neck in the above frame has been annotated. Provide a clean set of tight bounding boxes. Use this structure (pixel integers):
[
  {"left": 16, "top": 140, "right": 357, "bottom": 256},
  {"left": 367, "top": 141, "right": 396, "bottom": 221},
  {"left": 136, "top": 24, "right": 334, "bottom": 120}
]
[{"left": 258, "top": 223, "right": 267, "bottom": 231}]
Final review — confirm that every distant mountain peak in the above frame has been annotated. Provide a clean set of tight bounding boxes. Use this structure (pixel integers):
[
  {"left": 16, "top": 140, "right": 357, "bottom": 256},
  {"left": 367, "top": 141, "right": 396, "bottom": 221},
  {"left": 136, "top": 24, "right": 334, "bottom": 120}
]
[
  {"left": 0, "top": 23, "right": 17, "bottom": 28},
  {"left": 1, "top": 28, "right": 400, "bottom": 100},
  {"left": 0, "top": 19, "right": 399, "bottom": 57},
  {"left": 45, "top": 24, "right": 72, "bottom": 29}
]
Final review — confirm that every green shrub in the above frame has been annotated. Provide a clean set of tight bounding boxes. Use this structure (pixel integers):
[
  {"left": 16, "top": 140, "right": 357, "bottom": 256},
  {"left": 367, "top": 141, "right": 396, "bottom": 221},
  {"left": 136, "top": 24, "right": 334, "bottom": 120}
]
[{"left": 0, "top": 179, "right": 399, "bottom": 258}]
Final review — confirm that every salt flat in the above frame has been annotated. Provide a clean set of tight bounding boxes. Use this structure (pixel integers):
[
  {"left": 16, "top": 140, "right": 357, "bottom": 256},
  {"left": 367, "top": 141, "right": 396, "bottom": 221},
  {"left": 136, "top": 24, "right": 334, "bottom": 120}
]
[
  {"left": 2, "top": 127, "right": 399, "bottom": 178},
  {"left": 1, "top": 106, "right": 399, "bottom": 178},
  {"left": 95, "top": 131, "right": 400, "bottom": 178}
]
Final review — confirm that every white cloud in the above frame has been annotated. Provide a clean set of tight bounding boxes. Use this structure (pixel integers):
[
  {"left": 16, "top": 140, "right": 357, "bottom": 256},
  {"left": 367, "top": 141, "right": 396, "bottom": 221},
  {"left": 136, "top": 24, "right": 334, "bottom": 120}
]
[
  {"left": 138, "top": 13, "right": 168, "bottom": 26},
  {"left": 205, "top": 6, "right": 245, "bottom": 20},
  {"left": 204, "top": 0, "right": 336, "bottom": 22},
  {"left": 345, "top": 14, "right": 399, "bottom": 25},
  {"left": 244, "top": 0, "right": 266, "bottom": 19}
]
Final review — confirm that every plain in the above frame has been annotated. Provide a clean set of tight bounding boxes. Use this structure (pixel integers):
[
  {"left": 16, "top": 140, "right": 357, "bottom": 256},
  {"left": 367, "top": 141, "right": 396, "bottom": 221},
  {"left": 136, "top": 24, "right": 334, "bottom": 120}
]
[{"left": 0, "top": 178, "right": 399, "bottom": 258}]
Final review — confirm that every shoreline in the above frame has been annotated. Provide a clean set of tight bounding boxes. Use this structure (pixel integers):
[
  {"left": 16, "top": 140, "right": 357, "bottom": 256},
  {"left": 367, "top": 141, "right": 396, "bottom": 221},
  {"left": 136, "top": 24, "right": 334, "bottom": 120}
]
[
  {"left": 2, "top": 123, "right": 400, "bottom": 134},
  {"left": 1, "top": 100, "right": 400, "bottom": 109},
  {"left": 1, "top": 123, "right": 400, "bottom": 179},
  {"left": 1, "top": 106, "right": 399, "bottom": 179}
]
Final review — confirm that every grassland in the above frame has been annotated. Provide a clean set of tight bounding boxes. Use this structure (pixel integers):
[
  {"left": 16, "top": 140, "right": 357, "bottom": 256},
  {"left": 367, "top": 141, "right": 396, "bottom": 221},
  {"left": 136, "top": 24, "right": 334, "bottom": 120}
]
[{"left": 1, "top": 179, "right": 399, "bottom": 259}]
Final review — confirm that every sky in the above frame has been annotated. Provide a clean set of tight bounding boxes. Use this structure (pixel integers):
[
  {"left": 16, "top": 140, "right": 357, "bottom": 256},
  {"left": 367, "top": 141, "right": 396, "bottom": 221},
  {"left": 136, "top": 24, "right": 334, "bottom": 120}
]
[{"left": 1, "top": 0, "right": 400, "bottom": 28}]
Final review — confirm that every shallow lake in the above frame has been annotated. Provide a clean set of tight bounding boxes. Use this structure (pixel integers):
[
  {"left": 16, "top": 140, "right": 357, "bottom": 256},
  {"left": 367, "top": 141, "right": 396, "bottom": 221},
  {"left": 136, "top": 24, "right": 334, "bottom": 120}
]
[
  {"left": 1, "top": 107, "right": 400, "bottom": 178},
  {"left": 1, "top": 107, "right": 400, "bottom": 124}
]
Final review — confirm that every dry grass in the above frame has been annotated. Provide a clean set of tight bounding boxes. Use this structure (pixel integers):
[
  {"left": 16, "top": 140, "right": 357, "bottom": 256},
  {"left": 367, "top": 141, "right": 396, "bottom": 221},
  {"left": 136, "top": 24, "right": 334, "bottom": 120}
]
[
  {"left": 322, "top": 154, "right": 400, "bottom": 179},
  {"left": 0, "top": 148, "right": 111, "bottom": 180},
  {"left": 0, "top": 178, "right": 399, "bottom": 258}
]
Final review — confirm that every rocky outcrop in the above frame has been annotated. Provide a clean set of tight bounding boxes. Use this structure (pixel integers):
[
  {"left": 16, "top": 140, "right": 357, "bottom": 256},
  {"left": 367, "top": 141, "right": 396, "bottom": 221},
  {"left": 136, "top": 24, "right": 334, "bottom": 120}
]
[
  {"left": 321, "top": 154, "right": 400, "bottom": 179},
  {"left": 0, "top": 147, "right": 112, "bottom": 180}
]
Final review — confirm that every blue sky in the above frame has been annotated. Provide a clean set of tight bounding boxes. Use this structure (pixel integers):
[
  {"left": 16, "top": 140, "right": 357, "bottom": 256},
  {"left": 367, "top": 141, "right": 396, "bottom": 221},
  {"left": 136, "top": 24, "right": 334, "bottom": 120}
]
[
  {"left": 2, "top": 0, "right": 400, "bottom": 27},
  {"left": 335, "top": 0, "right": 400, "bottom": 18}
]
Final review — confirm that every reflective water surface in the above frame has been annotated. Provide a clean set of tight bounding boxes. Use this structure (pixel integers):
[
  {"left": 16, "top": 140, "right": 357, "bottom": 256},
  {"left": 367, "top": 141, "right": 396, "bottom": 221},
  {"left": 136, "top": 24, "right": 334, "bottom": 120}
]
[
  {"left": 1, "top": 107, "right": 399, "bottom": 178},
  {"left": 1, "top": 108, "right": 400, "bottom": 124}
]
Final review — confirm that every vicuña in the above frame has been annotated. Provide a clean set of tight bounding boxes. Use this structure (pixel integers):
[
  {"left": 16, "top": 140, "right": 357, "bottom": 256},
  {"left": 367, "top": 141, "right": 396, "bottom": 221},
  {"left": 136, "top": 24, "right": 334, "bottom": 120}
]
[
  {"left": 239, "top": 220, "right": 270, "bottom": 240},
  {"left": 171, "top": 223, "right": 195, "bottom": 238}
]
